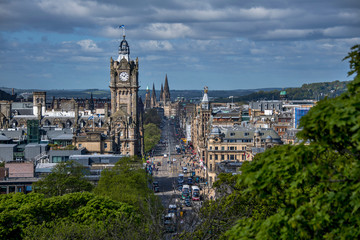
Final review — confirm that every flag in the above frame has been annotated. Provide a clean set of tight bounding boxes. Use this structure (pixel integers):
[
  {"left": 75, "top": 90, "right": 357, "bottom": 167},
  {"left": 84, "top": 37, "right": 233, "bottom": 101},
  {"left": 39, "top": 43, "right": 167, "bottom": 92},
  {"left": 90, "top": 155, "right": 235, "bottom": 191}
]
[
  {"left": 119, "top": 25, "right": 125, "bottom": 28},
  {"left": 88, "top": 116, "right": 94, "bottom": 120}
]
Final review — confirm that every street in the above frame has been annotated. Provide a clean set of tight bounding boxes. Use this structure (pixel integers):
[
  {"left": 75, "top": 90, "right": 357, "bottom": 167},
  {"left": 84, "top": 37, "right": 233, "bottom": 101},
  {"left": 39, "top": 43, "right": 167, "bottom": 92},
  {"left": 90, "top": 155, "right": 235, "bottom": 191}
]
[{"left": 149, "top": 117, "right": 205, "bottom": 237}]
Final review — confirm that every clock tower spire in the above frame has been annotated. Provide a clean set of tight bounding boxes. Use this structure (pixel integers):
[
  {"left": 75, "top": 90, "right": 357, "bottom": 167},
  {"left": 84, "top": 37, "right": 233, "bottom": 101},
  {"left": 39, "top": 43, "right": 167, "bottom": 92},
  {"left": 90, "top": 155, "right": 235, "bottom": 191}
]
[{"left": 117, "top": 25, "right": 130, "bottom": 62}]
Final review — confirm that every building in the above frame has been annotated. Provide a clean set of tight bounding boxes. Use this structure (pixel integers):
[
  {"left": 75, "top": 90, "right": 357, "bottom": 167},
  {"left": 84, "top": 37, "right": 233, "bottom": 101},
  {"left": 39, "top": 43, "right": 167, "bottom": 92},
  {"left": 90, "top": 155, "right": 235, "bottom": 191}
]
[{"left": 206, "top": 126, "right": 282, "bottom": 185}]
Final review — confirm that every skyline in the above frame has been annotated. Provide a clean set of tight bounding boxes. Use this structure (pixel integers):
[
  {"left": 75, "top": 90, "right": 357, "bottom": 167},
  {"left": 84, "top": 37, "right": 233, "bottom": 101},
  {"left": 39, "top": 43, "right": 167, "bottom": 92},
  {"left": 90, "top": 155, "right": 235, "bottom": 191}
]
[{"left": 0, "top": 0, "right": 359, "bottom": 91}]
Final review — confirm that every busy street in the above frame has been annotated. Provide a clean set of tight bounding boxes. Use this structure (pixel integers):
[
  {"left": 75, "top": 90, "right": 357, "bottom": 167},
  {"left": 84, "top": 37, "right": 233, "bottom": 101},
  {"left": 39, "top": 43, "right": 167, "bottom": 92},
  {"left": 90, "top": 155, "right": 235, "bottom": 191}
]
[{"left": 146, "top": 117, "right": 208, "bottom": 236}]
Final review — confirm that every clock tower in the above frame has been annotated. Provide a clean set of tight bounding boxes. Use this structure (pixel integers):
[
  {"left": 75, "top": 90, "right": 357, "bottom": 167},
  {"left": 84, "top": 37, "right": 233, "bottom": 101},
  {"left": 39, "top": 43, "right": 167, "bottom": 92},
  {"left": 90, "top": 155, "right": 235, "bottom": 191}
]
[{"left": 109, "top": 32, "right": 142, "bottom": 156}]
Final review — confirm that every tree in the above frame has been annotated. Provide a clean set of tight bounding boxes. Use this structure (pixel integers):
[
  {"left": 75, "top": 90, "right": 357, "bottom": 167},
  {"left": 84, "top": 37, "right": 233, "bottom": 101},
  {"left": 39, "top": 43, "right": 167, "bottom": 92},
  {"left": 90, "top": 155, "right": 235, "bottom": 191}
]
[
  {"left": 144, "top": 108, "right": 162, "bottom": 127},
  {"left": 144, "top": 123, "right": 161, "bottom": 153},
  {"left": 33, "top": 160, "right": 93, "bottom": 197},
  {"left": 94, "top": 156, "right": 164, "bottom": 239},
  {"left": 0, "top": 192, "right": 139, "bottom": 240}
]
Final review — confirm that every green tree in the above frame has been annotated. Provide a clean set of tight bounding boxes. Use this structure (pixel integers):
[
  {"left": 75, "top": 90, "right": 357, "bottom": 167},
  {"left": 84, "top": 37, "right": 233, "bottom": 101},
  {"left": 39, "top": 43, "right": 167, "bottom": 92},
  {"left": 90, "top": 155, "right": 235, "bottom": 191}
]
[
  {"left": 33, "top": 160, "right": 93, "bottom": 197},
  {"left": 144, "top": 123, "right": 161, "bottom": 153},
  {"left": 144, "top": 108, "right": 162, "bottom": 127},
  {"left": 94, "top": 156, "right": 164, "bottom": 239},
  {"left": 0, "top": 192, "right": 139, "bottom": 240}
]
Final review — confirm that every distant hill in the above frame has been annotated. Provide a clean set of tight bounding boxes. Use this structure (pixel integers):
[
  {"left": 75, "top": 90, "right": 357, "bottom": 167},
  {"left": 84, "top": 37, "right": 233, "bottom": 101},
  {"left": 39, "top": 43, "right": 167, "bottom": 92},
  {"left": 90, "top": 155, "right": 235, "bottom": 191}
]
[
  {"left": 0, "top": 81, "right": 347, "bottom": 102},
  {"left": 214, "top": 80, "right": 349, "bottom": 103},
  {"left": 0, "top": 87, "right": 281, "bottom": 101},
  {"left": 0, "top": 89, "right": 16, "bottom": 101}
]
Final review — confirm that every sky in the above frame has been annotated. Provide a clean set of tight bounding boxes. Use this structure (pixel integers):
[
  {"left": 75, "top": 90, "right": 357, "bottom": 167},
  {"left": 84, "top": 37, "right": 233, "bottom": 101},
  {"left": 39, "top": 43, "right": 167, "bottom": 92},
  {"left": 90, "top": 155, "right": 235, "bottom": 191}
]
[{"left": 0, "top": 0, "right": 359, "bottom": 91}]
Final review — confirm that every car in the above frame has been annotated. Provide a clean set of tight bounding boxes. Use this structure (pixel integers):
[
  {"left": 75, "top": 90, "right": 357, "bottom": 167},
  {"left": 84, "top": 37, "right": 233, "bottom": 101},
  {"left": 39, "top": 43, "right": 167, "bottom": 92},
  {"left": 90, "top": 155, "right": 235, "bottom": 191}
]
[
  {"left": 184, "top": 198, "right": 191, "bottom": 207},
  {"left": 153, "top": 181, "right": 159, "bottom": 187},
  {"left": 183, "top": 167, "right": 187, "bottom": 173},
  {"left": 164, "top": 154, "right": 168, "bottom": 158},
  {"left": 156, "top": 162, "right": 161, "bottom": 166},
  {"left": 187, "top": 177, "right": 193, "bottom": 185},
  {"left": 154, "top": 186, "right": 160, "bottom": 193}
]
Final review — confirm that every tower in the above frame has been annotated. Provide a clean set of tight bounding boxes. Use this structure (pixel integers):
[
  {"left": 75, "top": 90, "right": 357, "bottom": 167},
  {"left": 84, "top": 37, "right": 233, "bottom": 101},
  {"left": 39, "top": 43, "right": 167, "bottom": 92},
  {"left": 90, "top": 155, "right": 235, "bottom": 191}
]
[
  {"left": 33, "top": 92, "right": 46, "bottom": 117},
  {"left": 109, "top": 31, "right": 141, "bottom": 156},
  {"left": 160, "top": 84, "right": 164, "bottom": 103},
  {"left": 151, "top": 83, "right": 156, "bottom": 108},
  {"left": 145, "top": 86, "right": 151, "bottom": 111},
  {"left": 163, "top": 74, "right": 170, "bottom": 103}
]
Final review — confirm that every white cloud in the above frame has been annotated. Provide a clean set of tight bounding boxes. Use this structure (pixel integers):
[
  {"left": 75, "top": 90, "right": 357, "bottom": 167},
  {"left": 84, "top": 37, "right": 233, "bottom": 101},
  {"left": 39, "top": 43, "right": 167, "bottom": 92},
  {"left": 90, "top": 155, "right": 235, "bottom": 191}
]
[
  {"left": 144, "top": 23, "right": 192, "bottom": 39},
  {"left": 77, "top": 39, "right": 102, "bottom": 52},
  {"left": 139, "top": 40, "right": 173, "bottom": 51}
]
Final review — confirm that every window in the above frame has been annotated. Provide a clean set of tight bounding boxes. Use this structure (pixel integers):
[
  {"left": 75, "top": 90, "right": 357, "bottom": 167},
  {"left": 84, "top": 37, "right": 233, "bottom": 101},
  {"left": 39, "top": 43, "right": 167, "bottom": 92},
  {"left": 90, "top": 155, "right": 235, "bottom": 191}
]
[
  {"left": 78, "top": 144, "right": 82, "bottom": 148},
  {"left": 210, "top": 155, "right": 212, "bottom": 160},
  {"left": 104, "top": 143, "right": 108, "bottom": 148},
  {"left": 215, "top": 155, "right": 218, "bottom": 160},
  {"left": 209, "top": 146, "right": 212, "bottom": 150},
  {"left": 221, "top": 146, "right": 224, "bottom": 150},
  {"left": 215, "top": 146, "right": 218, "bottom": 150},
  {"left": 210, "top": 164, "right": 212, "bottom": 171},
  {"left": 229, "top": 155, "right": 234, "bottom": 160},
  {"left": 242, "top": 154, "right": 245, "bottom": 160},
  {"left": 245, "top": 132, "right": 249, "bottom": 136},
  {"left": 221, "top": 155, "right": 224, "bottom": 160},
  {"left": 230, "top": 132, "right": 235, "bottom": 136}
]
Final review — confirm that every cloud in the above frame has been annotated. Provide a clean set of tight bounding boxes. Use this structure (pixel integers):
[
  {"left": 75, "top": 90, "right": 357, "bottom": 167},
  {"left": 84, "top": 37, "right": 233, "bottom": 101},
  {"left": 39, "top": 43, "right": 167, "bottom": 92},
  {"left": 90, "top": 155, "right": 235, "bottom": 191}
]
[
  {"left": 138, "top": 40, "right": 173, "bottom": 51},
  {"left": 77, "top": 39, "right": 102, "bottom": 52}
]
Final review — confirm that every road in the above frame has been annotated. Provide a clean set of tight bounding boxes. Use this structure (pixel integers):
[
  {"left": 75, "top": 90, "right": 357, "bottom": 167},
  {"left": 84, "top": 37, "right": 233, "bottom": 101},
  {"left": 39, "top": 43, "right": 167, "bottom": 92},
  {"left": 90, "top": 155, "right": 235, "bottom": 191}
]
[{"left": 151, "top": 118, "right": 204, "bottom": 237}]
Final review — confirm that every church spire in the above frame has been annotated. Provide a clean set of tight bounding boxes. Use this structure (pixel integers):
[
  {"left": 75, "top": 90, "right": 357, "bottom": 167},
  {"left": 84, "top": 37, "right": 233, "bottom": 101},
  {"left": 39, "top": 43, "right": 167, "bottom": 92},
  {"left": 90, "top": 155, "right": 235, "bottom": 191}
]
[
  {"left": 163, "top": 74, "right": 170, "bottom": 102},
  {"left": 151, "top": 83, "right": 156, "bottom": 107},
  {"left": 160, "top": 83, "right": 164, "bottom": 102}
]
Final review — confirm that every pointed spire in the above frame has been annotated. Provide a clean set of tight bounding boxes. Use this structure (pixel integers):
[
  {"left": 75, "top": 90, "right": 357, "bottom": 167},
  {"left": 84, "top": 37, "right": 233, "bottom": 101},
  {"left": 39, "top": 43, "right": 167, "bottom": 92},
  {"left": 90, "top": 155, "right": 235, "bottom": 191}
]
[
  {"left": 164, "top": 74, "right": 170, "bottom": 102},
  {"left": 160, "top": 83, "right": 164, "bottom": 102},
  {"left": 151, "top": 83, "right": 157, "bottom": 107},
  {"left": 152, "top": 83, "right": 156, "bottom": 98}
]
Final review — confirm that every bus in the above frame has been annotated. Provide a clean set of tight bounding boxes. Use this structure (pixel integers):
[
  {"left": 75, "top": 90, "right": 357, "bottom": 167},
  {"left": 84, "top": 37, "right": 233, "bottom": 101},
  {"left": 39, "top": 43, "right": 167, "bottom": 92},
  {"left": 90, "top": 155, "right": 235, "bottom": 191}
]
[
  {"left": 178, "top": 174, "right": 184, "bottom": 184},
  {"left": 182, "top": 184, "right": 190, "bottom": 199},
  {"left": 191, "top": 186, "right": 200, "bottom": 201}
]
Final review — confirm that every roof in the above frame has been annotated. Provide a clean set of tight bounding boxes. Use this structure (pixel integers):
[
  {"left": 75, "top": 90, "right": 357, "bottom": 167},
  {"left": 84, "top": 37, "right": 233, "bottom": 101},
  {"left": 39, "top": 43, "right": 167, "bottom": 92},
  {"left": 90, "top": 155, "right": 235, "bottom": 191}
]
[
  {"left": 0, "top": 134, "right": 10, "bottom": 141},
  {"left": 52, "top": 134, "right": 73, "bottom": 141},
  {"left": 0, "top": 144, "right": 17, "bottom": 148},
  {"left": 222, "top": 127, "right": 281, "bottom": 140}
]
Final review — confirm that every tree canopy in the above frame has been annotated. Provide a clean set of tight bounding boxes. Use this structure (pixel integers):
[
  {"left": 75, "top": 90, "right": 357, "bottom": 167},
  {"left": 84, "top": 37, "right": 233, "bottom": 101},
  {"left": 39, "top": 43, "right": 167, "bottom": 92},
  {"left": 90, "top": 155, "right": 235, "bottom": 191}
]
[{"left": 33, "top": 160, "right": 93, "bottom": 197}]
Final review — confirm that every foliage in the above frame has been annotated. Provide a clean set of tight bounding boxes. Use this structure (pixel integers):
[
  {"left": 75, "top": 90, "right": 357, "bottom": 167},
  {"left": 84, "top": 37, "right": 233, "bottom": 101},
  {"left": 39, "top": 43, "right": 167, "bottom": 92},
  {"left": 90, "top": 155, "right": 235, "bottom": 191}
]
[
  {"left": 343, "top": 44, "right": 360, "bottom": 77},
  {"left": 94, "top": 156, "right": 151, "bottom": 206},
  {"left": 144, "top": 108, "right": 162, "bottom": 127},
  {"left": 0, "top": 192, "right": 138, "bottom": 240},
  {"left": 94, "top": 155, "right": 164, "bottom": 238},
  {"left": 144, "top": 123, "right": 161, "bottom": 153},
  {"left": 33, "top": 160, "right": 93, "bottom": 197}
]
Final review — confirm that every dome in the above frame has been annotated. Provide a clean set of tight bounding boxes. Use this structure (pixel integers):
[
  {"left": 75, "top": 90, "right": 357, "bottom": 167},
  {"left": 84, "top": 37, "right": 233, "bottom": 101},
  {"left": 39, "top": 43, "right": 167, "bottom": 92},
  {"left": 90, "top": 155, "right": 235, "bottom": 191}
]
[
  {"left": 117, "top": 35, "right": 130, "bottom": 61},
  {"left": 210, "top": 127, "right": 221, "bottom": 136}
]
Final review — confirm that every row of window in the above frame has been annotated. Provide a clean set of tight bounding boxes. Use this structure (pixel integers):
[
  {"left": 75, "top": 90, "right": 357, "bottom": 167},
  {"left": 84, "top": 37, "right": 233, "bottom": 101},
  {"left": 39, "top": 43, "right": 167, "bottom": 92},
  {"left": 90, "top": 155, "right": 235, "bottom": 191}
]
[
  {"left": 209, "top": 154, "right": 246, "bottom": 161},
  {"left": 209, "top": 146, "right": 247, "bottom": 150}
]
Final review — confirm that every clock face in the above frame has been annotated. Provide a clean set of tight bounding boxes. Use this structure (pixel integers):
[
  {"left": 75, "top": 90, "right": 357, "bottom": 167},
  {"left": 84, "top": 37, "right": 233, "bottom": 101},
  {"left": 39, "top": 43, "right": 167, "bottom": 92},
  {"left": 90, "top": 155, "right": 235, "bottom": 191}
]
[{"left": 119, "top": 72, "right": 129, "bottom": 81}]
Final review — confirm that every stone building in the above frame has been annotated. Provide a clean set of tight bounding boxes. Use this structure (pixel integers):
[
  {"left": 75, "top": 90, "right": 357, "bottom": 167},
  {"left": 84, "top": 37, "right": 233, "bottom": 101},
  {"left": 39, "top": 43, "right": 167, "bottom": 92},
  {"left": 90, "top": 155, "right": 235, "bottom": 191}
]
[
  {"left": 206, "top": 126, "right": 282, "bottom": 185},
  {"left": 5, "top": 32, "right": 144, "bottom": 156}
]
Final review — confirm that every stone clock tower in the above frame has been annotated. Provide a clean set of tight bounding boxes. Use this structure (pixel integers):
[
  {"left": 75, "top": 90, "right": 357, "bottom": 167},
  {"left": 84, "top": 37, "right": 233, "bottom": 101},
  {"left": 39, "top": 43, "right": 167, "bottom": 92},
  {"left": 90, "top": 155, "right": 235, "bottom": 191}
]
[{"left": 109, "top": 33, "right": 142, "bottom": 156}]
